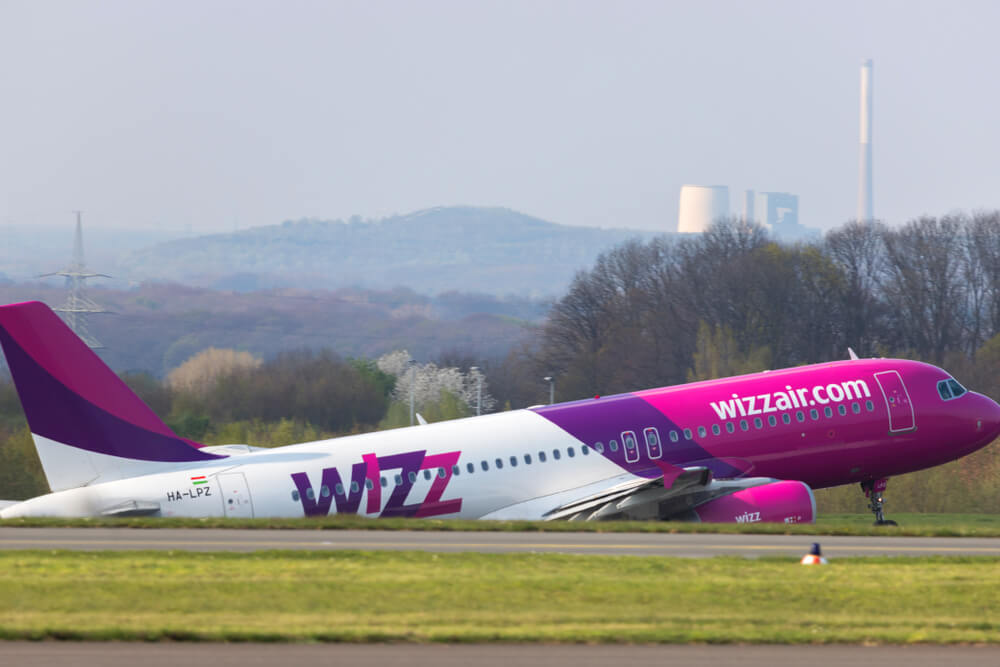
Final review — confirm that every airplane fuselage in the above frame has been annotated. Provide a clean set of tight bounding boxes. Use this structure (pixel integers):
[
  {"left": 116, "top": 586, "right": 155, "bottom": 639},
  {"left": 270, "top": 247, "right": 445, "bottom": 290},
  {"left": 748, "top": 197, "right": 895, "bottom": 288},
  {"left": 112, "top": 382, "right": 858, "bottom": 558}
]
[{"left": 5, "top": 357, "right": 997, "bottom": 520}]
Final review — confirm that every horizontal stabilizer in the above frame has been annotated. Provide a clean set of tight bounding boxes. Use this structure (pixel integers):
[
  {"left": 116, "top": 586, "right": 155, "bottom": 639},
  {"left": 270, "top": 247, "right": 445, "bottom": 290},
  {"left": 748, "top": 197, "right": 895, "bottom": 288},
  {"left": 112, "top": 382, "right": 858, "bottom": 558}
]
[{"left": 99, "top": 499, "right": 162, "bottom": 517}]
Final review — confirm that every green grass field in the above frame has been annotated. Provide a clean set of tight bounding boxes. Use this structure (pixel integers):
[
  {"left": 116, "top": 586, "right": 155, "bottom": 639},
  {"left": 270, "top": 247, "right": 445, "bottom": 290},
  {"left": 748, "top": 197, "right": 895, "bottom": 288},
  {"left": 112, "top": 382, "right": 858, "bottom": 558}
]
[
  {"left": 4, "top": 513, "right": 1000, "bottom": 537},
  {"left": 0, "top": 550, "right": 998, "bottom": 644}
]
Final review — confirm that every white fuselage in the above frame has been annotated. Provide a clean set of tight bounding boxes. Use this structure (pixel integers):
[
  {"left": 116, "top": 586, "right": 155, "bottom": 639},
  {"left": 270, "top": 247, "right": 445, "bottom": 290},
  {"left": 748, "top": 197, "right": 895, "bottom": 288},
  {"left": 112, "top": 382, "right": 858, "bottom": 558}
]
[{"left": 1, "top": 410, "right": 628, "bottom": 520}]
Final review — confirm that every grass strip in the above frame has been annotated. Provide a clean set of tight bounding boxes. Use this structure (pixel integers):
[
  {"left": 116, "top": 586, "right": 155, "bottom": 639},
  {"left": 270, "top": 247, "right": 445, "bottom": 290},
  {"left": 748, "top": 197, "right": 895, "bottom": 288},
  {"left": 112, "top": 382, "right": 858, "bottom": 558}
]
[
  {"left": 3, "top": 513, "right": 1000, "bottom": 537},
  {"left": 0, "top": 550, "right": 998, "bottom": 644}
]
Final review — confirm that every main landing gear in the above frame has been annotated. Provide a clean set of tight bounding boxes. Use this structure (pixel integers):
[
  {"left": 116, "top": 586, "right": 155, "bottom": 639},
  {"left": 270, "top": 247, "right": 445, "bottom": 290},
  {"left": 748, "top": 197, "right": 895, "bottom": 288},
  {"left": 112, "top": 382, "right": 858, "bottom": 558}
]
[{"left": 861, "top": 478, "right": 898, "bottom": 526}]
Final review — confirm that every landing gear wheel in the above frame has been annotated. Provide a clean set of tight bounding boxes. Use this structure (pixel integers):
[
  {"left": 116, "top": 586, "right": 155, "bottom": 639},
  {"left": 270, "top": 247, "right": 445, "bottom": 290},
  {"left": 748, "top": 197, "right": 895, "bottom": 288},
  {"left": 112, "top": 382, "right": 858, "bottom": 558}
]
[{"left": 861, "top": 479, "right": 897, "bottom": 527}]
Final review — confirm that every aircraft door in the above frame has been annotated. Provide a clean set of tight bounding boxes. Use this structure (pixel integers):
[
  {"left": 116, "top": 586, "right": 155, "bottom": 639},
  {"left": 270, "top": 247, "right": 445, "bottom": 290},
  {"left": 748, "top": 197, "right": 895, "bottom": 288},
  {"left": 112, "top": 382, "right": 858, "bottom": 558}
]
[
  {"left": 874, "top": 370, "right": 916, "bottom": 433},
  {"left": 217, "top": 472, "right": 255, "bottom": 518}
]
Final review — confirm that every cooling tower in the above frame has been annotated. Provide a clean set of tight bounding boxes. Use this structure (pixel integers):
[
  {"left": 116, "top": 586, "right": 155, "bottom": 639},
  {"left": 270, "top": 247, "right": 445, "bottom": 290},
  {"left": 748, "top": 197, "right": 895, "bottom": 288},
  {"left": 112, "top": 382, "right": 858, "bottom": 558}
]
[
  {"left": 857, "top": 59, "right": 873, "bottom": 222},
  {"left": 678, "top": 185, "right": 730, "bottom": 233}
]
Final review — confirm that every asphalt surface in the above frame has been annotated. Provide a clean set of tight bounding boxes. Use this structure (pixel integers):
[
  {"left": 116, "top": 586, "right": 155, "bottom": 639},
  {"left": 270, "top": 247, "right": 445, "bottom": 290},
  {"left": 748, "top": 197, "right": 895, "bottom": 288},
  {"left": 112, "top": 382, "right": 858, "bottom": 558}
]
[
  {"left": 2, "top": 526, "right": 1000, "bottom": 557},
  {"left": 1, "top": 643, "right": 998, "bottom": 666}
]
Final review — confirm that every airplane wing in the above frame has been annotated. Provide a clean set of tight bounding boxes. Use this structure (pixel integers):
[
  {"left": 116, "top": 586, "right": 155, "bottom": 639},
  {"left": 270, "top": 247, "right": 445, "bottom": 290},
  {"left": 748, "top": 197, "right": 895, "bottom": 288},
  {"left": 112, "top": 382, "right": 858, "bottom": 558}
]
[
  {"left": 542, "top": 469, "right": 799, "bottom": 522},
  {"left": 543, "top": 466, "right": 712, "bottom": 521}
]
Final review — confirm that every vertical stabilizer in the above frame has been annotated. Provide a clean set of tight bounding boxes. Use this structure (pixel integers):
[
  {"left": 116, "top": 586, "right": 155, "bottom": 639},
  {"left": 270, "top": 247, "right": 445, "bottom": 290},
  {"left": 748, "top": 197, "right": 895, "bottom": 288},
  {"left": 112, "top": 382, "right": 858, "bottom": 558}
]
[{"left": 0, "top": 301, "right": 222, "bottom": 491}]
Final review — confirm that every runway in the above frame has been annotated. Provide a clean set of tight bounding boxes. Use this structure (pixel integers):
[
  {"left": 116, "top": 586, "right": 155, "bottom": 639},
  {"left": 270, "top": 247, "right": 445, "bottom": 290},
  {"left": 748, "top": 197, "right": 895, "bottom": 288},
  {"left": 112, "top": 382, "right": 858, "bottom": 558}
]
[
  {"left": 1, "top": 642, "right": 998, "bottom": 666},
  {"left": 2, "top": 526, "right": 1000, "bottom": 557}
]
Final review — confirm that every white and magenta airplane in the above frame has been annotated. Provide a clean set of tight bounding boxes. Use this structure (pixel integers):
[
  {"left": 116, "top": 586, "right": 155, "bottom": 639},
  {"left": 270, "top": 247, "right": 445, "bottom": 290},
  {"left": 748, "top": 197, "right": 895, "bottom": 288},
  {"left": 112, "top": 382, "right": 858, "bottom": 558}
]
[{"left": 1, "top": 300, "right": 999, "bottom": 524}]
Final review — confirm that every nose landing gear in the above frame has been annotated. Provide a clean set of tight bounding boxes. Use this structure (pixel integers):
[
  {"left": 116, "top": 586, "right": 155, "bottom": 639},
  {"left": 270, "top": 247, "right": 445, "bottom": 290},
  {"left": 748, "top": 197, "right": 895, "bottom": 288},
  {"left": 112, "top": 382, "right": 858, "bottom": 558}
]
[{"left": 861, "top": 478, "right": 898, "bottom": 526}]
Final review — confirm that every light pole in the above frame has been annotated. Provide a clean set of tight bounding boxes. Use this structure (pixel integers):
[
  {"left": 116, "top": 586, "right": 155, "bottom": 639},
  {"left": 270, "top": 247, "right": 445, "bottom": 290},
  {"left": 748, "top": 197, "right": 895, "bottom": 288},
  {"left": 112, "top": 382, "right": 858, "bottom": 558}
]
[
  {"left": 544, "top": 376, "right": 555, "bottom": 405},
  {"left": 470, "top": 366, "right": 483, "bottom": 416}
]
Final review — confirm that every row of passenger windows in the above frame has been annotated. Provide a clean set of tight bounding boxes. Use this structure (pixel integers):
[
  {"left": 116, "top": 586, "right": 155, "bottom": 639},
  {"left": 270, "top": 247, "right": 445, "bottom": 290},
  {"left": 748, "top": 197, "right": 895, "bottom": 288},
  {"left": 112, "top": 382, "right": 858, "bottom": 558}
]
[
  {"left": 291, "top": 444, "right": 594, "bottom": 501},
  {"left": 291, "top": 399, "right": 877, "bottom": 500}
]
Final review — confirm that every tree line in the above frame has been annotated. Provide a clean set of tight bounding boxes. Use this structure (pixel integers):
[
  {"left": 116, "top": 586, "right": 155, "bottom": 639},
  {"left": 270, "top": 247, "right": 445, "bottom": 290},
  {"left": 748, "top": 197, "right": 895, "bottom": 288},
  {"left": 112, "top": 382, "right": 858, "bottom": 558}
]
[{"left": 534, "top": 212, "right": 1000, "bottom": 401}]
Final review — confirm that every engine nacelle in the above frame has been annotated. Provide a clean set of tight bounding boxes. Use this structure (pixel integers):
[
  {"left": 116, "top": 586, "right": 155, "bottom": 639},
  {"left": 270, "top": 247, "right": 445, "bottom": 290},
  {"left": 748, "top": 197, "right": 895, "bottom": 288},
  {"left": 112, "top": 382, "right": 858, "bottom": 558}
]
[{"left": 692, "top": 480, "right": 816, "bottom": 524}]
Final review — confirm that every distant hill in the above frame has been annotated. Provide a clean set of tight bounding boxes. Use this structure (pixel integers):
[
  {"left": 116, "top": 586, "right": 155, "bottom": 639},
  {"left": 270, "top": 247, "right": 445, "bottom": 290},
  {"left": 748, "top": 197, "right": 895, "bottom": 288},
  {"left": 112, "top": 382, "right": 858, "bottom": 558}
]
[
  {"left": 0, "top": 283, "right": 543, "bottom": 377},
  {"left": 119, "top": 207, "right": 661, "bottom": 296}
]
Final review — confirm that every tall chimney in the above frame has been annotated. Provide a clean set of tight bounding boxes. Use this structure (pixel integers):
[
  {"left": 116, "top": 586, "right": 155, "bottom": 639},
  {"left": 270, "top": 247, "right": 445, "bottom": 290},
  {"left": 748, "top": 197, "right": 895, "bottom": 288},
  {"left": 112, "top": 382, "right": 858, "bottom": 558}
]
[{"left": 857, "top": 59, "right": 873, "bottom": 222}]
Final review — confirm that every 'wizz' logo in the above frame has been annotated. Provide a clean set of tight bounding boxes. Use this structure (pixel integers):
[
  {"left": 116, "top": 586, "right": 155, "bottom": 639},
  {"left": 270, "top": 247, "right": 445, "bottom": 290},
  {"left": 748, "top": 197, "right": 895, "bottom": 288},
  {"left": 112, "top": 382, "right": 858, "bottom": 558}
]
[{"left": 290, "top": 449, "right": 462, "bottom": 518}]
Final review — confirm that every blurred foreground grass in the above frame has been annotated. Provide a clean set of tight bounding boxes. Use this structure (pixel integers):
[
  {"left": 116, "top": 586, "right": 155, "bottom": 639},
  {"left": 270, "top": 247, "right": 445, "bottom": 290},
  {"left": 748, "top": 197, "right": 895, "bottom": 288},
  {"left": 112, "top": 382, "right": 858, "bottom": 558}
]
[
  {"left": 0, "top": 550, "right": 997, "bottom": 644},
  {"left": 4, "top": 513, "right": 1000, "bottom": 537}
]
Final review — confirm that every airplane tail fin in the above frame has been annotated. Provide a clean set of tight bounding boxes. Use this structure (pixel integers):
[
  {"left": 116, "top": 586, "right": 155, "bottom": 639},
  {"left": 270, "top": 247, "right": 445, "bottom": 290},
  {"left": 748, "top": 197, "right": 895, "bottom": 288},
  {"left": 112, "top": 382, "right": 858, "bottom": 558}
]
[{"left": 0, "top": 301, "right": 223, "bottom": 492}]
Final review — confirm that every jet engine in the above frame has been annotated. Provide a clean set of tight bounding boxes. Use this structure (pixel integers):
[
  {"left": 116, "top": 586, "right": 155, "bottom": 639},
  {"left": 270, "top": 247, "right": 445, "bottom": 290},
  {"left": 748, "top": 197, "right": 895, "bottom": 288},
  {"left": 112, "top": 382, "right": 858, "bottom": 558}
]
[{"left": 691, "top": 480, "right": 815, "bottom": 524}]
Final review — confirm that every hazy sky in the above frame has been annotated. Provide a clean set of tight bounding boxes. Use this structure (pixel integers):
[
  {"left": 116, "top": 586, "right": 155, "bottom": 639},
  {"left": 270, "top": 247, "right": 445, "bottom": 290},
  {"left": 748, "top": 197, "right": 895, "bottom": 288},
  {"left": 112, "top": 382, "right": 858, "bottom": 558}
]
[{"left": 2, "top": 0, "right": 998, "bottom": 233}]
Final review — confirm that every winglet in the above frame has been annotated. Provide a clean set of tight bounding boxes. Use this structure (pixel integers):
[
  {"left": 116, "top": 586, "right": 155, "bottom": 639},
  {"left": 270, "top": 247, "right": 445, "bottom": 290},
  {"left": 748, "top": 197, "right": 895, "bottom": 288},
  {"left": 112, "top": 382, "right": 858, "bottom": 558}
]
[{"left": 848, "top": 347, "right": 860, "bottom": 361}]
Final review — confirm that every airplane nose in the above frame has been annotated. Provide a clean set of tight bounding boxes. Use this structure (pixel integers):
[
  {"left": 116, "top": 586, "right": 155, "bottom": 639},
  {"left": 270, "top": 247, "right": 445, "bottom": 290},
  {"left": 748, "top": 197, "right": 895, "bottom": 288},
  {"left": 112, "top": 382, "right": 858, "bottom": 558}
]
[{"left": 976, "top": 394, "right": 1000, "bottom": 443}]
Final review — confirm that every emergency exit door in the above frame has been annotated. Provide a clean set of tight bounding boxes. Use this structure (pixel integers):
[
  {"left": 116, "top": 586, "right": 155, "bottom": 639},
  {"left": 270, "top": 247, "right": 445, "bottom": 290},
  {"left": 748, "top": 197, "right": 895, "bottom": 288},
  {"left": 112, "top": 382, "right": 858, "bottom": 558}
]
[
  {"left": 218, "top": 472, "right": 255, "bottom": 518},
  {"left": 874, "top": 370, "right": 916, "bottom": 433}
]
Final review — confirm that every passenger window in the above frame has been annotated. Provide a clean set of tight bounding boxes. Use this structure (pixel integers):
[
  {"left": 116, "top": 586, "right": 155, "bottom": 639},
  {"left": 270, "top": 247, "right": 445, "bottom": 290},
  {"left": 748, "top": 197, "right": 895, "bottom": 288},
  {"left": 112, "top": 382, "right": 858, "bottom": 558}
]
[
  {"left": 824, "top": 407, "right": 833, "bottom": 418},
  {"left": 306, "top": 487, "right": 316, "bottom": 500},
  {"left": 466, "top": 463, "right": 475, "bottom": 474},
  {"left": 683, "top": 428, "right": 693, "bottom": 440},
  {"left": 810, "top": 408, "right": 819, "bottom": 420},
  {"left": 495, "top": 458, "right": 504, "bottom": 469},
  {"left": 726, "top": 422, "right": 736, "bottom": 433},
  {"left": 621, "top": 431, "right": 640, "bottom": 463},
  {"left": 948, "top": 379, "right": 966, "bottom": 398},
  {"left": 712, "top": 424, "right": 721, "bottom": 435},
  {"left": 595, "top": 442, "right": 605, "bottom": 453},
  {"left": 350, "top": 481, "right": 360, "bottom": 493},
  {"left": 644, "top": 427, "right": 662, "bottom": 459},
  {"left": 739, "top": 420, "right": 749, "bottom": 432},
  {"left": 553, "top": 449, "right": 561, "bottom": 460},
  {"left": 697, "top": 426, "right": 707, "bottom": 438},
  {"left": 452, "top": 465, "right": 460, "bottom": 476},
  {"left": 395, "top": 474, "right": 403, "bottom": 485},
  {"left": 753, "top": 417, "right": 763, "bottom": 429},
  {"left": 291, "top": 489, "right": 300, "bottom": 501},
  {"left": 423, "top": 469, "right": 432, "bottom": 481},
  {"left": 782, "top": 413, "right": 791, "bottom": 425},
  {"left": 565, "top": 447, "right": 573, "bottom": 457},
  {"left": 510, "top": 456, "right": 517, "bottom": 467},
  {"left": 581, "top": 445, "right": 589, "bottom": 455},
  {"left": 865, "top": 400, "right": 875, "bottom": 412},
  {"left": 365, "top": 479, "right": 374, "bottom": 490},
  {"left": 380, "top": 476, "right": 388, "bottom": 488},
  {"left": 321, "top": 485, "right": 330, "bottom": 498},
  {"left": 538, "top": 451, "right": 547, "bottom": 462},
  {"left": 438, "top": 467, "right": 447, "bottom": 478},
  {"left": 852, "top": 402, "right": 861, "bottom": 414},
  {"left": 767, "top": 415, "right": 777, "bottom": 427},
  {"left": 669, "top": 430, "right": 679, "bottom": 442},
  {"left": 796, "top": 411, "right": 805, "bottom": 423},
  {"left": 838, "top": 405, "right": 847, "bottom": 416},
  {"left": 524, "top": 454, "right": 532, "bottom": 464},
  {"left": 481, "top": 461, "right": 489, "bottom": 471},
  {"left": 609, "top": 440, "right": 619, "bottom": 452},
  {"left": 335, "top": 483, "right": 344, "bottom": 495}
]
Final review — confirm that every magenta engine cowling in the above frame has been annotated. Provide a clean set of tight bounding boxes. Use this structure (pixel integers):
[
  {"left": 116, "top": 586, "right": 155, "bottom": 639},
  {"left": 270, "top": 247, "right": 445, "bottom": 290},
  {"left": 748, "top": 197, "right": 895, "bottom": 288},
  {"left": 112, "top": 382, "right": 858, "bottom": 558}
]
[{"left": 692, "top": 480, "right": 816, "bottom": 524}]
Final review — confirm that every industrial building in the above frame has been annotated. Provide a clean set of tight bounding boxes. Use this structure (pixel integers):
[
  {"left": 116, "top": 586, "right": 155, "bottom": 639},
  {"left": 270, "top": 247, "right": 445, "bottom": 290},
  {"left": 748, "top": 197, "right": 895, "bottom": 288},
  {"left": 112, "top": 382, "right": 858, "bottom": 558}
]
[{"left": 677, "top": 185, "right": 730, "bottom": 234}]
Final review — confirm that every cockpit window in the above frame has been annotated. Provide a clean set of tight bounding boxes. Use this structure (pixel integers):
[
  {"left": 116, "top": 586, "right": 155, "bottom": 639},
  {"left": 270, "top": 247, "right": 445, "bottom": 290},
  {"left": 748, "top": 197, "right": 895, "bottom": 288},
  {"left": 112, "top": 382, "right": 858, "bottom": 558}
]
[
  {"left": 948, "top": 379, "right": 966, "bottom": 398},
  {"left": 938, "top": 378, "right": 967, "bottom": 401},
  {"left": 938, "top": 380, "right": 952, "bottom": 400}
]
